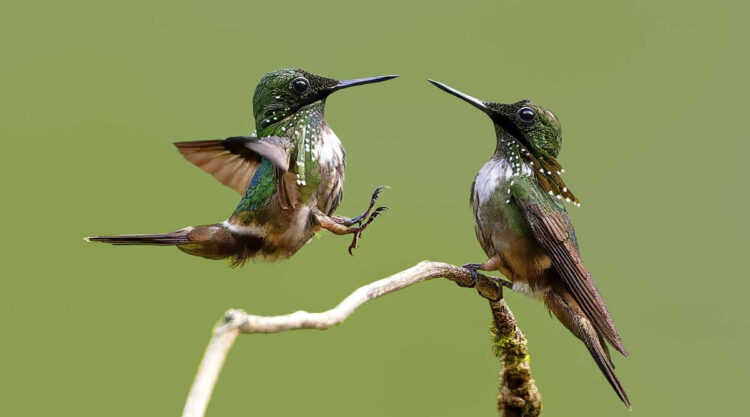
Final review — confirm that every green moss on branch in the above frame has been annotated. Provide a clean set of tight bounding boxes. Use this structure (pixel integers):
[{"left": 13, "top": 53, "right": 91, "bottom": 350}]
[{"left": 489, "top": 298, "right": 542, "bottom": 417}]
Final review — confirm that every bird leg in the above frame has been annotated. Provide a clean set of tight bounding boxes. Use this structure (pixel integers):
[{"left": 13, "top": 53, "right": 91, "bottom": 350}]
[
  {"left": 460, "top": 256, "right": 503, "bottom": 288},
  {"left": 328, "top": 186, "right": 388, "bottom": 227},
  {"left": 312, "top": 205, "right": 389, "bottom": 255}
]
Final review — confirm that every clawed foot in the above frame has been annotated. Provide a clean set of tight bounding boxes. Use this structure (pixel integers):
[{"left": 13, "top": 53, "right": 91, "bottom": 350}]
[
  {"left": 348, "top": 206, "right": 389, "bottom": 255},
  {"left": 459, "top": 263, "right": 482, "bottom": 288},
  {"left": 350, "top": 186, "right": 389, "bottom": 226},
  {"left": 313, "top": 188, "right": 390, "bottom": 254}
]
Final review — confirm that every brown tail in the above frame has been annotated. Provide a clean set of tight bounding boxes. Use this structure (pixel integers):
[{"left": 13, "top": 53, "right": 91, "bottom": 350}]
[
  {"left": 86, "top": 224, "right": 264, "bottom": 266},
  {"left": 546, "top": 288, "right": 631, "bottom": 408}
]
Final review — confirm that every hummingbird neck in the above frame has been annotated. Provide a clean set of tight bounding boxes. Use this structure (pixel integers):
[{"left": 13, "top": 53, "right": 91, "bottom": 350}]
[
  {"left": 493, "top": 127, "right": 524, "bottom": 162},
  {"left": 255, "top": 100, "right": 327, "bottom": 140},
  {"left": 492, "top": 125, "right": 581, "bottom": 206},
  {"left": 255, "top": 98, "right": 327, "bottom": 132}
]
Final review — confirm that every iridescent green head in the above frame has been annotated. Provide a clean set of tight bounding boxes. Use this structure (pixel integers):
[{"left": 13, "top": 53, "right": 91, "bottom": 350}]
[
  {"left": 427, "top": 79, "right": 562, "bottom": 158},
  {"left": 428, "top": 79, "right": 579, "bottom": 206},
  {"left": 252, "top": 69, "right": 398, "bottom": 131},
  {"left": 487, "top": 101, "right": 562, "bottom": 158}
]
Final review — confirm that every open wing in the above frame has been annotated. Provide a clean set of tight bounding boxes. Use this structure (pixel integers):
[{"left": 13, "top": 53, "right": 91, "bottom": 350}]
[{"left": 174, "top": 136, "right": 292, "bottom": 194}]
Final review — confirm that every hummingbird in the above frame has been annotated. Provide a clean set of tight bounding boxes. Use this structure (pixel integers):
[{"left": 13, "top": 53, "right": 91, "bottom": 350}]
[
  {"left": 429, "top": 80, "right": 630, "bottom": 407},
  {"left": 87, "top": 69, "right": 397, "bottom": 266}
]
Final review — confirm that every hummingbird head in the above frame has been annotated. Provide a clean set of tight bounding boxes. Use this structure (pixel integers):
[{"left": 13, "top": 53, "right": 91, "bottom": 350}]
[
  {"left": 428, "top": 79, "right": 579, "bottom": 206},
  {"left": 252, "top": 69, "right": 398, "bottom": 131},
  {"left": 484, "top": 101, "right": 562, "bottom": 158}
]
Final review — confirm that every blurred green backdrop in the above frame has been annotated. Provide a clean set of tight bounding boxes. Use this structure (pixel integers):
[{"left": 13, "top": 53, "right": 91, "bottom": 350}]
[{"left": 1, "top": 0, "right": 747, "bottom": 415}]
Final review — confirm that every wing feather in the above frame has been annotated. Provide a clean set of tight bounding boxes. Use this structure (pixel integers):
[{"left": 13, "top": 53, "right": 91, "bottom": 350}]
[
  {"left": 174, "top": 136, "right": 292, "bottom": 195},
  {"left": 512, "top": 180, "right": 628, "bottom": 356}
]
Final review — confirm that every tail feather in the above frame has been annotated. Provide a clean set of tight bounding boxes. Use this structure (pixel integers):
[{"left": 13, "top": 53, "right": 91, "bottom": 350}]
[
  {"left": 583, "top": 320, "right": 630, "bottom": 408},
  {"left": 85, "top": 224, "right": 265, "bottom": 266},
  {"left": 596, "top": 333, "right": 615, "bottom": 369},
  {"left": 86, "top": 229, "right": 191, "bottom": 246},
  {"left": 547, "top": 290, "right": 631, "bottom": 408}
]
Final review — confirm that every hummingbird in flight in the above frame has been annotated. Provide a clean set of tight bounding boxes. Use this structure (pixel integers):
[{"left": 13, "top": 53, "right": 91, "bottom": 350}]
[
  {"left": 87, "top": 69, "right": 397, "bottom": 266},
  {"left": 429, "top": 80, "right": 630, "bottom": 407}
]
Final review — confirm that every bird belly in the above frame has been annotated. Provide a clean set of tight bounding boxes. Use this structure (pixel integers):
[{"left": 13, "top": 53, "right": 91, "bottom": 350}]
[
  {"left": 472, "top": 159, "right": 552, "bottom": 297},
  {"left": 484, "top": 211, "right": 553, "bottom": 298},
  {"left": 497, "top": 237, "right": 554, "bottom": 300},
  {"left": 227, "top": 197, "right": 316, "bottom": 262},
  {"left": 261, "top": 205, "right": 316, "bottom": 259}
]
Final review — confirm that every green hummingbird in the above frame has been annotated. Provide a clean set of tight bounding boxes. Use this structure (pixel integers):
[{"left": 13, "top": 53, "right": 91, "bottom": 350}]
[
  {"left": 87, "top": 69, "right": 397, "bottom": 266},
  {"left": 428, "top": 80, "right": 630, "bottom": 407}
]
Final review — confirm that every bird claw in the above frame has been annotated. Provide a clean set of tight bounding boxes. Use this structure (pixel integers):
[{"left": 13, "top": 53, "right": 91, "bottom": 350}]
[
  {"left": 348, "top": 206, "right": 389, "bottom": 255},
  {"left": 348, "top": 239, "right": 358, "bottom": 255},
  {"left": 351, "top": 186, "right": 389, "bottom": 226},
  {"left": 458, "top": 263, "right": 481, "bottom": 288},
  {"left": 371, "top": 185, "right": 388, "bottom": 200}
]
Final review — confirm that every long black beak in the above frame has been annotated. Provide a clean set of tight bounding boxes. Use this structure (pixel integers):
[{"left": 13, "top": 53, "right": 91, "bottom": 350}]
[
  {"left": 331, "top": 75, "right": 399, "bottom": 92},
  {"left": 428, "top": 79, "right": 490, "bottom": 113}
]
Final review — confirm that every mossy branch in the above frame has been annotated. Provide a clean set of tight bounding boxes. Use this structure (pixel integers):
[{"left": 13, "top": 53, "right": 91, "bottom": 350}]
[
  {"left": 490, "top": 297, "right": 542, "bottom": 417},
  {"left": 181, "top": 261, "right": 542, "bottom": 417}
]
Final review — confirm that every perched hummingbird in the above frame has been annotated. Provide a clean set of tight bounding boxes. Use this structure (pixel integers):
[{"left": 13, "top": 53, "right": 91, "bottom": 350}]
[
  {"left": 429, "top": 80, "right": 630, "bottom": 407},
  {"left": 87, "top": 69, "right": 397, "bottom": 265}
]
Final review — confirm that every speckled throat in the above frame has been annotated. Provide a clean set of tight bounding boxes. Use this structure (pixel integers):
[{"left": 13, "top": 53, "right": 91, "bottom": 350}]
[{"left": 494, "top": 125, "right": 580, "bottom": 206}]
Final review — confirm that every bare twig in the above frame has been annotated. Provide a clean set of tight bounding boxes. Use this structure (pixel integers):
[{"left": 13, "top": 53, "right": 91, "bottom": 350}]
[{"left": 181, "top": 261, "right": 537, "bottom": 417}]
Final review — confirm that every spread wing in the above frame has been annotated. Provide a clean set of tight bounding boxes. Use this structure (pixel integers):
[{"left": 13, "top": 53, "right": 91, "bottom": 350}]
[
  {"left": 174, "top": 136, "right": 292, "bottom": 195},
  {"left": 512, "top": 178, "right": 627, "bottom": 356}
]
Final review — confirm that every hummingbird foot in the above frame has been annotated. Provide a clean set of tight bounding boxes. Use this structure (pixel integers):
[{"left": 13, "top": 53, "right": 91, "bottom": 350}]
[
  {"left": 335, "top": 186, "right": 388, "bottom": 226},
  {"left": 312, "top": 206, "right": 389, "bottom": 254},
  {"left": 459, "top": 263, "right": 482, "bottom": 288},
  {"left": 347, "top": 206, "right": 389, "bottom": 255}
]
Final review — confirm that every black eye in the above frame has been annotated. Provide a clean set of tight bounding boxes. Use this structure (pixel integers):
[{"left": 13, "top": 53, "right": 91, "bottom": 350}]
[
  {"left": 292, "top": 77, "right": 309, "bottom": 94},
  {"left": 517, "top": 107, "right": 536, "bottom": 123}
]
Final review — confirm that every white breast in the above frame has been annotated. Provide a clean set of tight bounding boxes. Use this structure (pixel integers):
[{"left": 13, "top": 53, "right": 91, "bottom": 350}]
[
  {"left": 474, "top": 157, "right": 534, "bottom": 202},
  {"left": 316, "top": 127, "right": 344, "bottom": 167},
  {"left": 474, "top": 159, "right": 515, "bottom": 203}
]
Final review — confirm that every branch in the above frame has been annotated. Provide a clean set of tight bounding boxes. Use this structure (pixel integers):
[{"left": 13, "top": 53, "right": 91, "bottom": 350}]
[
  {"left": 181, "top": 261, "right": 539, "bottom": 417},
  {"left": 490, "top": 298, "right": 542, "bottom": 417}
]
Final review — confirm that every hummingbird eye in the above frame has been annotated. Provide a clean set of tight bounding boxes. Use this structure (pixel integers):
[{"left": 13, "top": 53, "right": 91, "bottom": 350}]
[
  {"left": 517, "top": 107, "right": 536, "bottom": 123},
  {"left": 292, "top": 77, "right": 310, "bottom": 94}
]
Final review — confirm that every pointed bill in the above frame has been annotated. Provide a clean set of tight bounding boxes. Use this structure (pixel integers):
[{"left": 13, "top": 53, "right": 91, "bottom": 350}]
[
  {"left": 428, "top": 79, "right": 490, "bottom": 113},
  {"left": 330, "top": 75, "right": 399, "bottom": 92}
]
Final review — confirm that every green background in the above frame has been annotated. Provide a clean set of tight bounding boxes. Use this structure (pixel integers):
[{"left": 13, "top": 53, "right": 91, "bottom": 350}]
[{"left": 2, "top": 0, "right": 747, "bottom": 415}]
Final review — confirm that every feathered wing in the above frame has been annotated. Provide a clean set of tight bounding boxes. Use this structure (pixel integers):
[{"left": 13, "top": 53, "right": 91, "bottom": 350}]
[
  {"left": 512, "top": 178, "right": 628, "bottom": 356},
  {"left": 546, "top": 288, "right": 630, "bottom": 407},
  {"left": 174, "top": 136, "right": 292, "bottom": 194}
]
